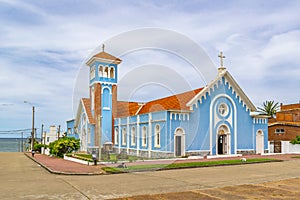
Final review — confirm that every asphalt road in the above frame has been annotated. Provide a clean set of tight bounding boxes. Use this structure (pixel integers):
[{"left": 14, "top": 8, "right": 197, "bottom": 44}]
[{"left": 1, "top": 152, "right": 300, "bottom": 199}]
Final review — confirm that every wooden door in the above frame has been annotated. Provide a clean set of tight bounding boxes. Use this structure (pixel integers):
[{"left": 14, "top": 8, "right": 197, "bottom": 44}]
[{"left": 175, "top": 136, "right": 182, "bottom": 156}]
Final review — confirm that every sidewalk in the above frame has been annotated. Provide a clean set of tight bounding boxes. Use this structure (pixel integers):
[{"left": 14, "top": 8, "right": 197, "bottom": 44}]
[
  {"left": 25, "top": 153, "right": 104, "bottom": 175},
  {"left": 25, "top": 152, "right": 300, "bottom": 175}
]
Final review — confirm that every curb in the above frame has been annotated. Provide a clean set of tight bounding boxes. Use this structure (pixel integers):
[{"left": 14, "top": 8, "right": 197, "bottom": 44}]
[{"left": 24, "top": 153, "right": 103, "bottom": 176}]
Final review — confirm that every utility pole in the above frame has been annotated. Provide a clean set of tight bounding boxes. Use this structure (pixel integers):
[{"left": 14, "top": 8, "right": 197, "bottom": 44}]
[
  {"left": 58, "top": 125, "right": 61, "bottom": 139},
  {"left": 34, "top": 128, "right": 37, "bottom": 140},
  {"left": 43, "top": 131, "right": 46, "bottom": 154},
  {"left": 41, "top": 124, "right": 44, "bottom": 144},
  {"left": 21, "top": 132, "right": 23, "bottom": 152},
  {"left": 24, "top": 101, "right": 35, "bottom": 151},
  {"left": 18, "top": 138, "right": 20, "bottom": 152},
  {"left": 31, "top": 106, "right": 35, "bottom": 151}
]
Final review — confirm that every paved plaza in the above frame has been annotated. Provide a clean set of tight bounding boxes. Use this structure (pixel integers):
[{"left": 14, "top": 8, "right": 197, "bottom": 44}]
[{"left": 1, "top": 152, "right": 300, "bottom": 199}]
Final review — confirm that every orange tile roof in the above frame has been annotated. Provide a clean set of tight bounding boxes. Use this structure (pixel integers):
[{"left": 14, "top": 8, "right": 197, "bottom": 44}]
[
  {"left": 82, "top": 98, "right": 96, "bottom": 124},
  {"left": 92, "top": 51, "right": 122, "bottom": 63},
  {"left": 269, "top": 121, "right": 300, "bottom": 127},
  {"left": 115, "top": 88, "right": 203, "bottom": 118},
  {"left": 115, "top": 101, "right": 140, "bottom": 118}
]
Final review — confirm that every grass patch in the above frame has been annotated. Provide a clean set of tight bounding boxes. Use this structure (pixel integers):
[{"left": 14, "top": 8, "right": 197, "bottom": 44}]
[
  {"left": 102, "top": 167, "right": 124, "bottom": 174},
  {"left": 126, "top": 164, "right": 169, "bottom": 170},
  {"left": 291, "top": 156, "right": 300, "bottom": 159},
  {"left": 101, "top": 154, "right": 141, "bottom": 162},
  {"left": 107, "top": 158, "right": 280, "bottom": 173},
  {"left": 76, "top": 153, "right": 92, "bottom": 159},
  {"left": 65, "top": 153, "right": 93, "bottom": 162},
  {"left": 164, "top": 158, "right": 277, "bottom": 169}
]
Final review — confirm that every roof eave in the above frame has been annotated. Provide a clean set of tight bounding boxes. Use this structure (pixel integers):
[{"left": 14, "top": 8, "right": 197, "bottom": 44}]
[
  {"left": 187, "top": 71, "right": 257, "bottom": 112},
  {"left": 86, "top": 57, "right": 122, "bottom": 66}
]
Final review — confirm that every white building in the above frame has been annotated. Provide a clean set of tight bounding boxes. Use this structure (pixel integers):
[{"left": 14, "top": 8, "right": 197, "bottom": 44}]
[{"left": 42, "top": 125, "right": 59, "bottom": 155}]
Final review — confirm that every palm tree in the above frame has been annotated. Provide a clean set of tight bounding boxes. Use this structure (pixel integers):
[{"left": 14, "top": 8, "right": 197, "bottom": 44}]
[{"left": 257, "top": 100, "right": 280, "bottom": 118}]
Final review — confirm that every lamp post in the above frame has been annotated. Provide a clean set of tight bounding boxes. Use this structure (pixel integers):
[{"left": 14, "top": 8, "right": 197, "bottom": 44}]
[{"left": 24, "top": 101, "right": 35, "bottom": 151}]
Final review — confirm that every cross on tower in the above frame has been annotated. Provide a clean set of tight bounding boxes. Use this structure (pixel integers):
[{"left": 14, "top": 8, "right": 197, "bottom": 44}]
[
  {"left": 218, "top": 51, "right": 225, "bottom": 67},
  {"left": 102, "top": 44, "right": 105, "bottom": 52}
]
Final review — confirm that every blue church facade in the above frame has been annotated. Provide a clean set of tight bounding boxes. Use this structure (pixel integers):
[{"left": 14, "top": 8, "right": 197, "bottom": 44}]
[{"left": 68, "top": 50, "right": 268, "bottom": 158}]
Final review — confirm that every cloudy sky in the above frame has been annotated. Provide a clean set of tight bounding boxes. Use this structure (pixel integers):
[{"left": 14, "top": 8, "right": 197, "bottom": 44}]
[{"left": 1, "top": 0, "right": 300, "bottom": 137}]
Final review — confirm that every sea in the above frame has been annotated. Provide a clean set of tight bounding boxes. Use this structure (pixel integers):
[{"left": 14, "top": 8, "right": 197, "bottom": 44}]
[{"left": 0, "top": 138, "right": 28, "bottom": 152}]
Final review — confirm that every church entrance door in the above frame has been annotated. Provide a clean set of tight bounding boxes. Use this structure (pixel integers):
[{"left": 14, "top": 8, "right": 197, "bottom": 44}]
[
  {"left": 217, "top": 125, "right": 230, "bottom": 155},
  {"left": 217, "top": 135, "right": 227, "bottom": 154},
  {"left": 174, "top": 128, "right": 185, "bottom": 157}
]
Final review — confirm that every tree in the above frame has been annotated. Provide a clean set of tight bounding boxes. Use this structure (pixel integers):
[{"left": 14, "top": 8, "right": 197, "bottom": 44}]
[
  {"left": 34, "top": 143, "right": 48, "bottom": 152},
  {"left": 48, "top": 137, "right": 80, "bottom": 157},
  {"left": 290, "top": 135, "right": 300, "bottom": 144},
  {"left": 257, "top": 100, "right": 280, "bottom": 118}
]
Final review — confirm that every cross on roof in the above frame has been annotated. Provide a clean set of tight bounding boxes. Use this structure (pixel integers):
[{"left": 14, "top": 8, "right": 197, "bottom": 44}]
[
  {"left": 102, "top": 44, "right": 105, "bottom": 52},
  {"left": 218, "top": 51, "right": 225, "bottom": 67}
]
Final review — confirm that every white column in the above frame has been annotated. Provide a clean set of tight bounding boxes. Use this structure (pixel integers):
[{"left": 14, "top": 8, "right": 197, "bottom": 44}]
[
  {"left": 148, "top": 113, "right": 152, "bottom": 158},
  {"left": 118, "top": 118, "right": 121, "bottom": 154},
  {"left": 108, "top": 68, "right": 111, "bottom": 78},
  {"left": 137, "top": 116, "right": 140, "bottom": 156},
  {"left": 127, "top": 117, "right": 130, "bottom": 154}
]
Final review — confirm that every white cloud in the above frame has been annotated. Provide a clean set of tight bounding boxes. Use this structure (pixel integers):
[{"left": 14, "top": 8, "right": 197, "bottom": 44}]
[{"left": 262, "top": 30, "right": 300, "bottom": 66}]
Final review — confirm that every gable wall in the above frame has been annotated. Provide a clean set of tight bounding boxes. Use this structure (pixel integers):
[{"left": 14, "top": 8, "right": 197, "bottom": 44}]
[{"left": 187, "top": 77, "right": 258, "bottom": 155}]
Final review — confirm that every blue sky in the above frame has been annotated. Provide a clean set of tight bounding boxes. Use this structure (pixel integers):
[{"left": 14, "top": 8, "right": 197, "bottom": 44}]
[{"left": 1, "top": 0, "right": 300, "bottom": 137}]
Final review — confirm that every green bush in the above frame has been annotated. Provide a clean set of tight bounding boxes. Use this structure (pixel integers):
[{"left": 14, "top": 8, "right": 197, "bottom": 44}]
[
  {"left": 34, "top": 143, "right": 48, "bottom": 152},
  {"left": 49, "top": 137, "right": 80, "bottom": 157},
  {"left": 290, "top": 135, "right": 300, "bottom": 144}
]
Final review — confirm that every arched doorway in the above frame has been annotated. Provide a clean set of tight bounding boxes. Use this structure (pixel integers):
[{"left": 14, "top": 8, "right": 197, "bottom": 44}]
[
  {"left": 256, "top": 130, "right": 264, "bottom": 154},
  {"left": 174, "top": 128, "right": 185, "bottom": 157},
  {"left": 217, "top": 125, "right": 230, "bottom": 155}
]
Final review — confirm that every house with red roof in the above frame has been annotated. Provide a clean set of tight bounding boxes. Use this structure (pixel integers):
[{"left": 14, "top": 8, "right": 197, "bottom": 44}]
[
  {"left": 68, "top": 49, "right": 268, "bottom": 158},
  {"left": 268, "top": 103, "right": 300, "bottom": 153}
]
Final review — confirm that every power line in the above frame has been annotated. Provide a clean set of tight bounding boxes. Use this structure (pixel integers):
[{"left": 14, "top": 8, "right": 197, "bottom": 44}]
[
  {"left": 0, "top": 128, "right": 36, "bottom": 133},
  {"left": 0, "top": 132, "right": 31, "bottom": 135}
]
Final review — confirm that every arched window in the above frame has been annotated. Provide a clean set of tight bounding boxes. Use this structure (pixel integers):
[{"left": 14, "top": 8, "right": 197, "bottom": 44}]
[
  {"left": 110, "top": 67, "right": 115, "bottom": 79},
  {"left": 142, "top": 126, "right": 147, "bottom": 147},
  {"left": 122, "top": 127, "right": 126, "bottom": 145},
  {"left": 102, "top": 87, "right": 110, "bottom": 109},
  {"left": 90, "top": 66, "right": 96, "bottom": 79},
  {"left": 99, "top": 65, "right": 103, "bottom": 77},
  {"left": 155, "top": 124, "right": 160, "bottom": 147},
  {"left": 115, "top": 128, "right": 119, "bottom": 145},
  {"left": 131, "top": 126, "right": 136, "bottom": 146},
  {"left": 104, "top": 67, "right": 109, "bottom": 78}
]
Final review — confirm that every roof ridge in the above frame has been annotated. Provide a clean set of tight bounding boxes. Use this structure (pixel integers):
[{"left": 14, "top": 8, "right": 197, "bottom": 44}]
[
  {"left": 116, "top": 88, "right": 203, "bottom": 118},
  {"left": 118, "top": 88, "right": 203, "bottom": 105}
]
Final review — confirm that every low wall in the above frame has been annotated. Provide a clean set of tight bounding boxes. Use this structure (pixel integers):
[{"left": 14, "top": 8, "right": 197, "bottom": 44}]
[
  {"left": 63, "top": 155, "right": 91, "bottom": 165},
  {"left": 282, "top": 141, "right": 300, "bottom": 153}
]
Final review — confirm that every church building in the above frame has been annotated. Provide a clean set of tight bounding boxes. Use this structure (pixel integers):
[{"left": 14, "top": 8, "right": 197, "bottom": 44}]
[{"left": 68, "top": 49, "right": 268, "bottom": 158}]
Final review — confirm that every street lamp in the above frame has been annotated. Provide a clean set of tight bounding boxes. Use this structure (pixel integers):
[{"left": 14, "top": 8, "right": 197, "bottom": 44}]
[{"left": 24, "top": 101, "right": 35, "bottom": 151}]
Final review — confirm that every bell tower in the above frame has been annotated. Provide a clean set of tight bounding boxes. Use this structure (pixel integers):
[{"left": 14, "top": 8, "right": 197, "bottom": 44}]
[{"left": 86, "top": 45, "right": 122, "bottom": 146}]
